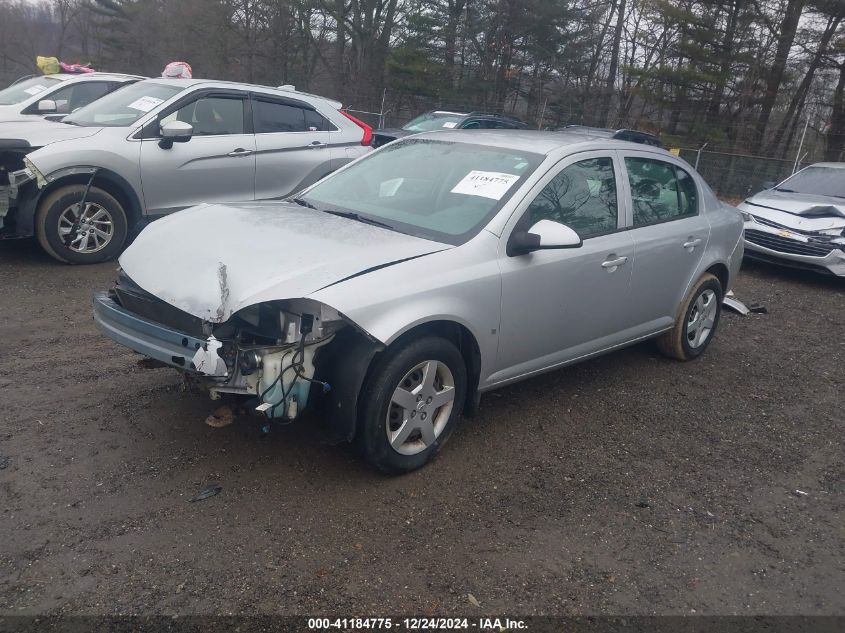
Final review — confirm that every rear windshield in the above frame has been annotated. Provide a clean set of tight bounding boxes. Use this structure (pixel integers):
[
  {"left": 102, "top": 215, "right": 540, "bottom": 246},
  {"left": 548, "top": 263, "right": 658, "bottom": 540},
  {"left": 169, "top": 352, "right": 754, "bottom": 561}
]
[
  {"left": 775, "top": 166, "right": 845, "bottom": 198},
  {"left": 0, "top": 76, "right": 63, "bottom": 105},
  {"left": 403, "top": 112, "right": 466, "bottom": 132},
  {"left": 63, "top": 81, "right": 183, "bottom": 127},
  {"left": 300, "top": 138, "right": 544, "bottom": 244}
]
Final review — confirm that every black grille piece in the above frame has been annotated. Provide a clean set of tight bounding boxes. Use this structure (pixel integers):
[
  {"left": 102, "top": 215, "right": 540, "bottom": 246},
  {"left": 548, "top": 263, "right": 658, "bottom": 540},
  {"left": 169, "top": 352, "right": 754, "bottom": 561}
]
[
  {"left": 745, "top": 229, "right": 837, "bottom": 257},
  {"left": 111, "top": 272, "right": 206, "bottom": 337}
]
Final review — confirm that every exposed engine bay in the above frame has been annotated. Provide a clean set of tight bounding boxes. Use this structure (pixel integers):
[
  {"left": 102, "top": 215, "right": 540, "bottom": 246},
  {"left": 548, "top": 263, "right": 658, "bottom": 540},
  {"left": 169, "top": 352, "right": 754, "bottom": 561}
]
[{"left": 102, "top": 272, "right": 380, "bottom": 425}]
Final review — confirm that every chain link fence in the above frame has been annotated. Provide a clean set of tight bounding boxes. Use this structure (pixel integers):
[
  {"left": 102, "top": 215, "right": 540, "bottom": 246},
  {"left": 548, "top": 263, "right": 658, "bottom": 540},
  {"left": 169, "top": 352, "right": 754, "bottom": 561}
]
[
  {"left": 343, "top": 89, "right": 818, "bottom": 202},
  {"left": 676, "top": 148, "right": 810, "bottom": 200}
]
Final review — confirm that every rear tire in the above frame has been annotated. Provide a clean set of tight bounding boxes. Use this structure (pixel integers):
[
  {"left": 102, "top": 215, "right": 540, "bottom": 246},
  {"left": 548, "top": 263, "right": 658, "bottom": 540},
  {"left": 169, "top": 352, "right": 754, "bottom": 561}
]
[
  {"left": 657, "top": 272, "right": 723, "bottom": 361},
  {"left": 357, "top": 336, "right": 467, "bottom": 475},
  {"left": 36, "top": 185, "right": 128, "bottom": 264}
]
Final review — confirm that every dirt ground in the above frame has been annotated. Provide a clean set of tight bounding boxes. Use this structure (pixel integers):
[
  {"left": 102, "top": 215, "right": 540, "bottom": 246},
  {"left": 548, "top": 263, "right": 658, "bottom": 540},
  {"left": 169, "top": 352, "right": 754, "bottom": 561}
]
[{"left": 0, "top": 238, "right": 842, "bottom": 617}]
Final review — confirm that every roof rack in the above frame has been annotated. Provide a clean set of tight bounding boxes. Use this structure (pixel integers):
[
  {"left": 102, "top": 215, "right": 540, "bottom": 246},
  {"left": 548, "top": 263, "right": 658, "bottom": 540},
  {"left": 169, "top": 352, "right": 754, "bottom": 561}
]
[{"left": 466, "top": 111, "right": 523, "bottom": 121}]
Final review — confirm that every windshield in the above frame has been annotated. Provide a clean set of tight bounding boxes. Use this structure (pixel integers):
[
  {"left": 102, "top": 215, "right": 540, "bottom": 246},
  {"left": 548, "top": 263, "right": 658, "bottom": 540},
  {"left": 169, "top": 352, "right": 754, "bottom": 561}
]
[
  {"left": 0, "top": 76, "right": 62, "bottom": 105},
  {"left": 403, "top": 112, "right": 466, "bottom": 132},
  {"left": 300, "top": 139, "right": 544, "bottom": 244},
  {"left": 775, "top": 166, "right": 845, "bottom": 198},
  {"left": 63, "top": 81, "right": 183, "bottom": 127}
]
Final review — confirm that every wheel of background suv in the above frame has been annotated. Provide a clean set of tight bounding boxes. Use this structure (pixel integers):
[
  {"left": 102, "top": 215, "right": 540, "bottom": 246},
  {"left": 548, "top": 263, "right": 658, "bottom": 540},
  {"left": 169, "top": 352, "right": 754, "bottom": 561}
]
[
  {"left": 657, "top": 272, "right": 723, "bottom": 361},
  {"left": 357, "top": 336, "right": 467, "bottom": 475},
  {"left": 36, "top": 185, "right": 128, "bottom": 264}
]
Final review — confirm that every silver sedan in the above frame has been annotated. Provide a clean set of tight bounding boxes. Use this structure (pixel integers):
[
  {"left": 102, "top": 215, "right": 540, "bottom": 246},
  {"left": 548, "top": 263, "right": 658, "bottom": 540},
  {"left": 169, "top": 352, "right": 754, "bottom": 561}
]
[{"left": 93, "top": 130, "right": 744, "bottom": 474}]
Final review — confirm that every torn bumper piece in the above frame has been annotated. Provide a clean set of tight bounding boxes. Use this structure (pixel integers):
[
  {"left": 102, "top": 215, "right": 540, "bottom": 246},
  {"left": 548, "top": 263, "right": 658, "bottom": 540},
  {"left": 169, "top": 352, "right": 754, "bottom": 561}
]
[
  {"left": 93, "top": 292, "right": 220, "bottom": 374},
  {"left": 93, "top": 292, "right": 342, "bottom": 422},
  {"left": 0, "top": 167, "right": 37, "bottom": 236}
]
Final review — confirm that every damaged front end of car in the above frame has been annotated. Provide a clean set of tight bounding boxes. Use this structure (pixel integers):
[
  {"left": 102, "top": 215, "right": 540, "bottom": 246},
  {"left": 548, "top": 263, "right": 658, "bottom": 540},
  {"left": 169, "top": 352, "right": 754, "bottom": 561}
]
[
  {"left": 93, "top": 271, "right": 382, "bottom": 435},
  {"left": 738, "top": 200, "right": 845, "bottom": 276},
  {"left": 0, "top": 142, "right": 42, "bottom": 238}
]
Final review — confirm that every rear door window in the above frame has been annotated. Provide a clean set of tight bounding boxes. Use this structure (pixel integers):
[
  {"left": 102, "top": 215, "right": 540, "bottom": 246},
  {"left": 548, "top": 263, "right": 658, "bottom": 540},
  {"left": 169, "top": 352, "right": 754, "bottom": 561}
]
[
  {"left": 253, "top": 99, "right": 336, "bottom": 133},
  {"left": 625, "top": 157, "right": 698, "bottom": 226},
  {"left": 254, "top": 100, "right": 306, "bottom": 132}
]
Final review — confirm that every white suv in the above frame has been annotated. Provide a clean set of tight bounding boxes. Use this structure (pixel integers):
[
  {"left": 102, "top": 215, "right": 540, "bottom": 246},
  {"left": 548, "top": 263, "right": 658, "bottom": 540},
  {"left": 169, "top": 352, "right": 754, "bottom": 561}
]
[{"left": 0, "top": 78, "right": 372, "bottom": 263}]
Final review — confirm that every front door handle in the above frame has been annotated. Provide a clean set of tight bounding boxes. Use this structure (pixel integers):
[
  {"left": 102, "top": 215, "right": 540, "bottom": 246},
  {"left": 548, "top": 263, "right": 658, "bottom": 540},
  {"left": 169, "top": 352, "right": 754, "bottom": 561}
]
[
  {"left": 683, "top": 237, "right": 702, "bottom": 250},
  {"left": 227, "top": 148, "right": 253, "bottom": 157},
  {"left": 308, "top": 141, "right": 327, "bottom": 149},
  {"left": 601, "top": 255, "right": 628, "bottom": 271}
]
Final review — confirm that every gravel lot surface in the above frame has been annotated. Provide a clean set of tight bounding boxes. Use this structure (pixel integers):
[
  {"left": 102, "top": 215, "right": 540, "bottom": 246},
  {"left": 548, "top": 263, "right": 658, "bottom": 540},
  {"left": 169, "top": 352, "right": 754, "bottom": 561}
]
[{"left": 0, "top": 238, "right": 842, "bottom": 616}]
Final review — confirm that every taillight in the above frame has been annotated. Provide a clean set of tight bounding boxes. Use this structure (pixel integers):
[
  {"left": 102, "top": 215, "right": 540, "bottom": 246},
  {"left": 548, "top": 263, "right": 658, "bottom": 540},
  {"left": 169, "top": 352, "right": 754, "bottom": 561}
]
[{"left": 340, "top": 110, "right": 373, "bottom": 146}]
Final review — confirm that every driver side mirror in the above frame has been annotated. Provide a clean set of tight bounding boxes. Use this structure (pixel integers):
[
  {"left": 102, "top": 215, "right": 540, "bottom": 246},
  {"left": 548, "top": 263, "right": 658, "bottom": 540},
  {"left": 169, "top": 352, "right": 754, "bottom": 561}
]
[
  {"left": 508, "top": 219, "right": 582, "bottom": 256},
  {"left": 37, "top": 99, "right": 57, "bottom": 114},
  {"left": 159, "top": 120, "right": 193, "bottom": 149}
]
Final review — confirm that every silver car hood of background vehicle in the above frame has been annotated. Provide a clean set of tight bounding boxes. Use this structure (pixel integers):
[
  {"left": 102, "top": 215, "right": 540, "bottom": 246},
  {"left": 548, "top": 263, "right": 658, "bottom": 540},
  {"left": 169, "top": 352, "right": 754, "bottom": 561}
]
[
  {"left": 0, "top": 119, "right": 102, "bottom": 147},
  {"left": 746, "top": 190, "right": 845, "bottom": 218},
  {"left": 119, "top": 202, "right": 452, "bottom": 323}
]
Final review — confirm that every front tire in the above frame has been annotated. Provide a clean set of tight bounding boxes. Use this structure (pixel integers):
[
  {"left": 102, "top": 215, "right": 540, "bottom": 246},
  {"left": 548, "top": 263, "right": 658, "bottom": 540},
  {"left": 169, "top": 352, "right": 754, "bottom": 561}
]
[
  {"left": 657, "top": 272, "right": 723, "bottom": 361},
  {"left": 36, "top": 185, "right": 128, "bottom": 264},
  {"left": 357, "top": 336, "right": 467, "bottom": 475}
]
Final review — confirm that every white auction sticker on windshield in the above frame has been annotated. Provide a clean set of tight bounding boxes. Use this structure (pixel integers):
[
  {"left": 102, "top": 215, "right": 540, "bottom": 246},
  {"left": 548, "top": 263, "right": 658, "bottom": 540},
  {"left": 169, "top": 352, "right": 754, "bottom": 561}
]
[
  {"left": 127, "top": 96, "right": 165, "bottom": 112},
  {"left": 451, "top": 170, "right": 520, "bottom": 200},
  {"left": 442, "top": 121, "right": 457, "bottom": 128},
  {"left": 23, "top": 85, "right": 48, "bottom": 96}
]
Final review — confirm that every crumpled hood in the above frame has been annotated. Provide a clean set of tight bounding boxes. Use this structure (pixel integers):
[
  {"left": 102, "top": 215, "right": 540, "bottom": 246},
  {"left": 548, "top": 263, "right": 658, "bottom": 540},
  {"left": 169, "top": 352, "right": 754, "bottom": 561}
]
[
  {"left": 747, "top": 190, "right": 845, "bottom": 218},
  {"left": 119, "top": 202, "right": 451, "bottom": 322},
  {"left": 0, "top": 119, "right": 102, "bottom": 148}
]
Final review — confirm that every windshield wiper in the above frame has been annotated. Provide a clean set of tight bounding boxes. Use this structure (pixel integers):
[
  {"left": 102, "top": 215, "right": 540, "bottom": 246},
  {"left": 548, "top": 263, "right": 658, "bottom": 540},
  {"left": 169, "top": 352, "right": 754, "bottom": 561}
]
[
  {"left": 289, "top": 196, "right": 318, "bottom": 210},
  {"left": 775, "top": 187, "right": 798, "bottom": 193},
  {"left": 322, "top": 209, "right": 394, "bottom": 229}
]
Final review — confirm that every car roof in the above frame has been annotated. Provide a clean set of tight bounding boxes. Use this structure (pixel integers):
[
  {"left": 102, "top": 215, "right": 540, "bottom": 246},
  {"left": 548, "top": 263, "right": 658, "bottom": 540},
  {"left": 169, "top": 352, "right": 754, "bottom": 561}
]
[
  {"left": 562, "top": 124, "right": 660, "bottom": 139},
  {"left": 134, "top": 77, "right": 341, "bottom": 107},
  {"left": 46, "top": 72, "right": 145, "bottom": 83},
  {"left": 409, "top": 129, "right": 677, "bottom": 156},
  {"left": 806, "top": 162, "right": 845, "bottom": 170},
  {"left": 427, "top": 110, "right": 522, "bottom": 121}
]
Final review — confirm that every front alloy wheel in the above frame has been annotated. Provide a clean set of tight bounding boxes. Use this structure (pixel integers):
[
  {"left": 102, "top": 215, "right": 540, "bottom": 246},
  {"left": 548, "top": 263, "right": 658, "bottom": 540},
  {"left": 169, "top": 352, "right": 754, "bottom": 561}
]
[
  {"left": 36, "top": 184, "right": 128, "bottom": 264},
  {"left": 58, "top": 201, "right": 115, "bottom": 254},
  {"left": 358, "top": 336, "right": 467, "bottom": 474},
  {"left": 387, "top": 359, "right": 456, "bottom": 456}
]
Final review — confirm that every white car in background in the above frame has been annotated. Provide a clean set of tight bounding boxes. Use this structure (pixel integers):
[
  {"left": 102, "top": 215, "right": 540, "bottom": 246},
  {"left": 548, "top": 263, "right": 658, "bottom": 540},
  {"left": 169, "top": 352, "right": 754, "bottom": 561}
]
[
  {"left": 0, "top": 73, "right": 143, "bottom": 122},
  {"left": 739, "top": 163, "right": 845, "bottom": 276}
]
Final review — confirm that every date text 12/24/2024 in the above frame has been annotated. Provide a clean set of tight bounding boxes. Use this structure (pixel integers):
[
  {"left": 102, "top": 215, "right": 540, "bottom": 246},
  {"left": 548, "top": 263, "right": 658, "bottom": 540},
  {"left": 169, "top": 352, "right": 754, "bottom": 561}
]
[{"left": 307, "top": 618, "right": 528, "bottom": 630}]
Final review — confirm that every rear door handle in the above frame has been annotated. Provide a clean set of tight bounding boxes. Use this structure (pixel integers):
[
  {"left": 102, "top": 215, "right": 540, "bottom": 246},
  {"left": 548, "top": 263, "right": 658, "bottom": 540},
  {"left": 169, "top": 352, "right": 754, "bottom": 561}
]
[
  {"left": 227, "top": 148, "right": 253, "bottom": 157},
  {"left": 683, "top": 237, "right": 702, "bottom": 250},
  {"left": 308, "top": 141, "right": 327, "bottom": 149},
  {"left": 601, "top": 255, "right": 628, "bottom": 271}
]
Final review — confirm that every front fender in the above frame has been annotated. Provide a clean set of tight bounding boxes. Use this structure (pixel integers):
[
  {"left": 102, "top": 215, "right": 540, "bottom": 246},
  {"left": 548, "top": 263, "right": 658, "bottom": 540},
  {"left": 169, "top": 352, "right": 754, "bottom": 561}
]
[
  {"left": 13, "top": 165, "right": 145, "bottom": 238},
  {"left": 309, "top": 233, "right": 502, "bottom": 386}
]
